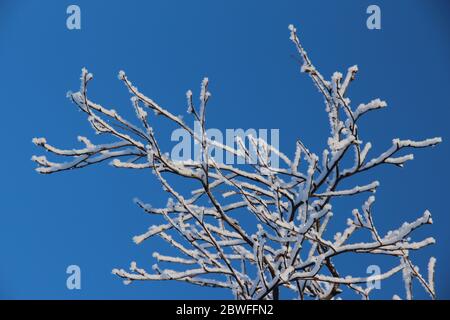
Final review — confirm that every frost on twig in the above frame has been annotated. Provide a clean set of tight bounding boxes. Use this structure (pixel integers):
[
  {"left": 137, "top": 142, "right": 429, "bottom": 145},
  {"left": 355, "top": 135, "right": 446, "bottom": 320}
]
[{"left": 32, "top": 24, "right": 441, "bottom": 300}]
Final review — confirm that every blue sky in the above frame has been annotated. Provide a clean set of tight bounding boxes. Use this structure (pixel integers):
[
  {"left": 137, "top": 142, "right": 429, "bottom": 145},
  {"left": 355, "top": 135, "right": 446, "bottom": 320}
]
[{"left": 0, "top": 0, "right": 449, "bottom": 299}]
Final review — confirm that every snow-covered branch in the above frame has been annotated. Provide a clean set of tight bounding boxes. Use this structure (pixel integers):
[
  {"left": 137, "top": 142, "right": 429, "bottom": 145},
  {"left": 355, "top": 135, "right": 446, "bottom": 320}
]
[{"left": 32, "top": 24, "right": 441, "bottom": 300}]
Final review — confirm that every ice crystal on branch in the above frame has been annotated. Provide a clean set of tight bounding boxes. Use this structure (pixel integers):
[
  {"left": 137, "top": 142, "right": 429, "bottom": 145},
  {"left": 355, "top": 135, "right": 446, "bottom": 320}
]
[{"left": 32, "top": 24, "right": 441, "bottom": 300}]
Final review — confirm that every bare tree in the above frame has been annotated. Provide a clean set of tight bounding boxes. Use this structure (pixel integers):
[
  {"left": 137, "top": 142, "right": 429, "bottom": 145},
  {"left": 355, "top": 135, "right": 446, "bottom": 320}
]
[{"left": 32, "top": 25, "right": 441, "bottom": 300}]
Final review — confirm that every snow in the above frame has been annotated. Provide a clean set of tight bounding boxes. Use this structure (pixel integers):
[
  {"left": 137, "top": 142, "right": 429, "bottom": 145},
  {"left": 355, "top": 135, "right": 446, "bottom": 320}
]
[
  {"left": 428, "top": 257, "right": 436, "bottom": 292},
  {"left": 354, "top": 99, "right": 387, "bottom": 119},
  {"left": 315, "top": 181, "right": 379, "bottom": 197},
  {"left": 186, "top": 90, "right": 193, "bottom": 113},
  {"left": 402, "top": 263, "right": 413, "bottom": 300},
  {"left": 385, "top": 154, "right": 414, "bottom": 166},
  {"left": 30, "top": 26, "right": 441, "bottom": 300},
  {"left": 200, "top": 77, "right": 209, "bottom": 102},
  {"left": 32, "top": 137, "right": 47, "bottom": 146},
  {"left": 395, "top": 137, "right": 442, "bottom": 148},
  {"left": 360, "top": 142, "right": 372, "bottom": 163},
  {"left": 118, "top": 70, "right": 126, "bottom": 80}
]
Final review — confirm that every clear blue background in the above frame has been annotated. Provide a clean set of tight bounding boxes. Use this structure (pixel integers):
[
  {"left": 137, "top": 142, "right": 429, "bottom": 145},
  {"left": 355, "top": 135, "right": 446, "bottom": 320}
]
[{"left": 0, "top": 0, "right": 448, "bottom": 299}]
